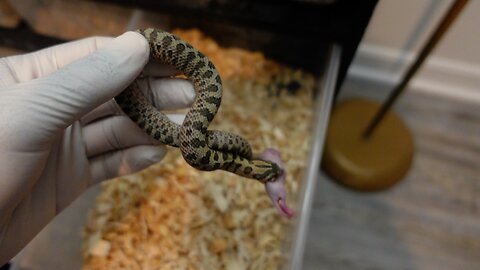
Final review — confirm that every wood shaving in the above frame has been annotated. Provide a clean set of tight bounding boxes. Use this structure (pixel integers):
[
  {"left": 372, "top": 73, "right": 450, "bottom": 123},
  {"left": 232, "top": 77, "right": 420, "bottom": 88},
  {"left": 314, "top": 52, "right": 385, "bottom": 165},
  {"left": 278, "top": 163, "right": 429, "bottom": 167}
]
[{"left": 82, "top": 29, "right": 316, "bottom": 270}]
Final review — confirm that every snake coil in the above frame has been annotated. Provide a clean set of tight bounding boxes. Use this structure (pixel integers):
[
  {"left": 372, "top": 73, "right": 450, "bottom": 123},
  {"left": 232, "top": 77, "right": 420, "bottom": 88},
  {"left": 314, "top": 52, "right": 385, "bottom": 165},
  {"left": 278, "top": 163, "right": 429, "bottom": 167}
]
[{"left": 115, "top": 28, "right": 282, "bottom": 183}]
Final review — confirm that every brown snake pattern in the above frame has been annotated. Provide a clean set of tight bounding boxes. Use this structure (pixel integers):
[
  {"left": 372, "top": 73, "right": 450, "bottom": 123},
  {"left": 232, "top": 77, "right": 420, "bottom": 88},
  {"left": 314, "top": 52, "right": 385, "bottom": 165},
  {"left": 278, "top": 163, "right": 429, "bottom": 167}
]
[{"left": 115, "top": 28, "right": 282, "bottom": 183}]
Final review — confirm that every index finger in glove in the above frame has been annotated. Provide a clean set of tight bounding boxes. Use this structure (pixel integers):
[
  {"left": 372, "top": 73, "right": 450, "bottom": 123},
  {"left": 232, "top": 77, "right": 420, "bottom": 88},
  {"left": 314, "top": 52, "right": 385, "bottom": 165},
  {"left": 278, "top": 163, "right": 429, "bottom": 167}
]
[
  {"left": 0, "top": 34, "right": 180, "bottom": 86},
  {"left": 0, "top": 36, "right": 112, "bottom": 85}
]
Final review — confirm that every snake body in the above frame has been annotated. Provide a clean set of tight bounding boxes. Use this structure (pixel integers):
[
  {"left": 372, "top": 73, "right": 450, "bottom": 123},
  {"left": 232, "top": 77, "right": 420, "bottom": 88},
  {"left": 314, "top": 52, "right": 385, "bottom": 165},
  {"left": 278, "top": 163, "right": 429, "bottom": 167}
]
[{"left": 115, "top": 28, "right": 282, "bottom": 183}]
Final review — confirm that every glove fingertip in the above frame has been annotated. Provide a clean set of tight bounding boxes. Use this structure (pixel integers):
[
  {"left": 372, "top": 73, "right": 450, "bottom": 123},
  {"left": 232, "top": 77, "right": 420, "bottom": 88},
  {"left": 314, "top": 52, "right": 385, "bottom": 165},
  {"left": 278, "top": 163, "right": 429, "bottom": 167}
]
[
  {"left": 106, "top": 31, "right": 150, "bottom": 71},
  {"left": 127, "top": 145, "right": 167, "bottom": 172}
]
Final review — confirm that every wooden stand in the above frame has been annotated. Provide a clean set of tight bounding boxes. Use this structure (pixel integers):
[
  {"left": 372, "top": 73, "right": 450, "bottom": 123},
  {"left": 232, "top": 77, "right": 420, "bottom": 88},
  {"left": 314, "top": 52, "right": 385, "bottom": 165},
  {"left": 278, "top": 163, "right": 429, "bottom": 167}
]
[{"left": 323, "top": 0, "right": 469, "bottom": 191}]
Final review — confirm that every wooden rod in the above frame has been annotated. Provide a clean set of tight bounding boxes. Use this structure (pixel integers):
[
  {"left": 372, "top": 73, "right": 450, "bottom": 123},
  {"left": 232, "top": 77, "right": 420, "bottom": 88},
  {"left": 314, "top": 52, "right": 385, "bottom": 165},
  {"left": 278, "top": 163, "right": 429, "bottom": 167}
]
[{"left": 363, "top": 0, "right": 469, "bottom": 138}]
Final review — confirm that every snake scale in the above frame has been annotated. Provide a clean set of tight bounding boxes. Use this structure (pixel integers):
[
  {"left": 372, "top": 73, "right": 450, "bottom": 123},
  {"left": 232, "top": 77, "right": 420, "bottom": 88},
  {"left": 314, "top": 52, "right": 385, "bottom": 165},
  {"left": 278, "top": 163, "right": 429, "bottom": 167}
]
[{"left": 115, "top": 28, "right": 282, "bottom": 184}]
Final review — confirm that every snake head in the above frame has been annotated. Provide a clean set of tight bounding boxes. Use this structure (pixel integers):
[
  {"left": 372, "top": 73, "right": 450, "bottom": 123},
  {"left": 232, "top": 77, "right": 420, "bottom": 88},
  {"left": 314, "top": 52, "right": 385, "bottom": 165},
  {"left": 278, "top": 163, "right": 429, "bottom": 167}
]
[
  {"left": 260, "top": 148, "right": 294, "bottom": 218},
  {"left": 261, "top": 162, "right": 283, "bottom": 183}
]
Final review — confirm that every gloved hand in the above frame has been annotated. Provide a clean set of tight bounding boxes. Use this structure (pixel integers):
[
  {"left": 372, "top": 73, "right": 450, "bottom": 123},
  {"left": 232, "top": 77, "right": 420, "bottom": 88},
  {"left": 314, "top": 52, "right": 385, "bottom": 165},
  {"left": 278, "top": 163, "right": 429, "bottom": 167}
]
[{"left": 0, "top": 31, "right": 195, "bottom": 264}]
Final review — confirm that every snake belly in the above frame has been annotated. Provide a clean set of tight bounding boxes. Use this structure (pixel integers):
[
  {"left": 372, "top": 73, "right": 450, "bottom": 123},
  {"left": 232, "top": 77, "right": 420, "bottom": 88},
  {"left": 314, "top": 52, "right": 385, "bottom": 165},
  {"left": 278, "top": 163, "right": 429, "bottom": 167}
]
[{"left": 115, "top": 28, "right": 281, "bottom": 183}]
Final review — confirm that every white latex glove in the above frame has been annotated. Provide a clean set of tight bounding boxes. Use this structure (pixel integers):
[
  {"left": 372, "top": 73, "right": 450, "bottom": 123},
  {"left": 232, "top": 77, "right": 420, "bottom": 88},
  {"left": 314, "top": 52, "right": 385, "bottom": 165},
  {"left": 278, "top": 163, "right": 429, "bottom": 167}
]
[{"left": 0, "top": 31, "right": 195, "bottom": 264}]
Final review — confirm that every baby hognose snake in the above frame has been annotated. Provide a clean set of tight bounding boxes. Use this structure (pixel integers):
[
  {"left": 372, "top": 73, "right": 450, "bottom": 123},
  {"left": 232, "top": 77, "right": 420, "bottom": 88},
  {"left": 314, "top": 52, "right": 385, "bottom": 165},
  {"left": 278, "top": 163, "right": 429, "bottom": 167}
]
[{"left": 115, "top": 28, "right": 283, "bottom": 184}]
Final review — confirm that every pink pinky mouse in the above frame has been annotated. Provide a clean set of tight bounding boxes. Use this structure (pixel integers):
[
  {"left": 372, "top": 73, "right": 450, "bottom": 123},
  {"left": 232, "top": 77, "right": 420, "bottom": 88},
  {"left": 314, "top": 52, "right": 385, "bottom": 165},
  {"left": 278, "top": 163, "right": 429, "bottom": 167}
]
[{"left": 259, "top": 148, "right": 295, "bottom": 218}]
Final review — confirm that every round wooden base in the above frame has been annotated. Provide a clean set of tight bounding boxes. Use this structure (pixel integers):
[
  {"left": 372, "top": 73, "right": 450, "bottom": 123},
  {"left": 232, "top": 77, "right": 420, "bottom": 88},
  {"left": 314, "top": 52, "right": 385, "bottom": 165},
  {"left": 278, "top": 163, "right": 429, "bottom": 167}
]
[{"left": 322, "top": 98, "right": 414, "bottom": 191}]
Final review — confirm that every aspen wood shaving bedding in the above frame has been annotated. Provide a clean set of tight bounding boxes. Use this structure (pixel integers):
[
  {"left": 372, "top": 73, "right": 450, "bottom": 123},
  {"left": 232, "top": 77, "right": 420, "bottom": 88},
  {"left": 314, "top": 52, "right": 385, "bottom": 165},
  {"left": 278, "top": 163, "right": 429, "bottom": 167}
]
[{"left": 82, "top": 29, "right": 315, "bottom": 270}]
